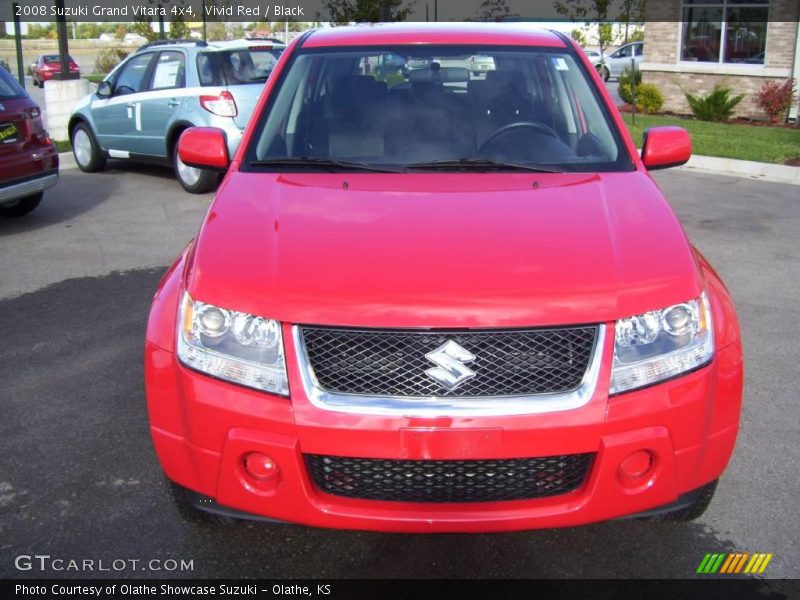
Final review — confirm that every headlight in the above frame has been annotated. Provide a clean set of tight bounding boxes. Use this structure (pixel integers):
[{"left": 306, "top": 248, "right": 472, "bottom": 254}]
[
  {"left": 610, "top": 292, "right": 714, "bottom": 394},
  {"left": 177, "top": 293, "right": 289, "bottom": 396}
]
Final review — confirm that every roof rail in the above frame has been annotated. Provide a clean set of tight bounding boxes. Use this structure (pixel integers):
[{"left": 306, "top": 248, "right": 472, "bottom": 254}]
[{"left": 137, "top": 39, "right": 208, "bottom": 51}]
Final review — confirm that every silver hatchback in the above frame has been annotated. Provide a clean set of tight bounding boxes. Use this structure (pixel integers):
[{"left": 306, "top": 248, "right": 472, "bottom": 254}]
[{"left": 68, "top": 39, "right": 285, "bottom": 193}]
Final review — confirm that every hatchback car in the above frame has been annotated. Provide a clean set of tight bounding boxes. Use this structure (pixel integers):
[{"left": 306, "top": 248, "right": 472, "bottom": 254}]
[
  {"left": 68, "top": 38, "right": 285, "bottom": 193},
  {"left": 31, "top": 53, "right": 80, "bottom": 87},
  {"left": 598, "top": 42, "right": 644, "bottom": 81},
  {"left": 146, "top": 24, "right": 742, "bottom": 531},
  {"left": 0, "top": 67, "right": 58, "bottom": 217}
]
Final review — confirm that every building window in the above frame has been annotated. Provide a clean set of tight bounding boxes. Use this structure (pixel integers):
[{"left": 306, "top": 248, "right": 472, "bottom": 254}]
[{"left": 681, "top": 0, "right": 769, "bottom": 65}]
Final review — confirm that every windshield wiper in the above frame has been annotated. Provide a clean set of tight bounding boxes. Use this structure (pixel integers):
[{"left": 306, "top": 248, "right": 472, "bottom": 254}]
[
  {"left": 406, "top": 158, "right": 565, "bottom": 173},
  {"left": 249, "top": 157, "right": 404, "bottom": 173}
]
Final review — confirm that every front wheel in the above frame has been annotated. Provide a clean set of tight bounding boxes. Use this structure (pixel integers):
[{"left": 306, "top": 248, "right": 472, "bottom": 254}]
[
  {"left": 71, "top": 122, "right": 106, "bottom": 173},
  {"left": 0, "top": 192, "right": 42, "bottom": 217},
  {"left": 598, "top": 65, "right": 610, "bottom": 82},
  {"left": 173, "top": 143, "right": 219, "bottom": 194}
]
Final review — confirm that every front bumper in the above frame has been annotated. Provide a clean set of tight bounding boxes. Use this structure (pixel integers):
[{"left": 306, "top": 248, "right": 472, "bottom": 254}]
[{"left": 146, "top": 336, "right": 742, "bottom": 532}]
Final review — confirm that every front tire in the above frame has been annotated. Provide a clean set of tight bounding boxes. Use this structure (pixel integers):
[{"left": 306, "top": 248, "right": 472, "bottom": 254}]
[
  {"left": 71, "top": 122, "right": 106, "bottom": 173},
  {"left": 173, "top": 142, "right": 219, "bottom": 194},
  {"left": 0, "top": 192, "right": 42, "bottom": 217},
  {"left": 598, "top": 65, "right": 610, "bottom": 82}
]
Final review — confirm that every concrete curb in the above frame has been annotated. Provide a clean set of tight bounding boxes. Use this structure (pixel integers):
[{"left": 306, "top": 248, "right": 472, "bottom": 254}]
[
  {"left": 677, "top": 153, "right": 800, "bottom": 186},
  {"left": 58, "top": 151, "right": 78, "bottom": 171},
  {"left": 57, "top": 151, "right": 800, "bottom": 185}
]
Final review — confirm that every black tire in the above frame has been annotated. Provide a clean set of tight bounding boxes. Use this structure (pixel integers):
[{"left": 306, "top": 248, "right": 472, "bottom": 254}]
[
  {"left": 172, "top": 140, "right": 219, "bottom": 194},
  {"left": 167, "top": 480, "right": 238, "bottom": 525},
  {"left": 600, "top": 66, "right": 610, "bottom": 82},
  {"left": 71, "top": 122, "right": 106, "bottom": 173},
  {"left": 0, "top": 192, "right": 42, "bottom": 217},
  {"left": 644, "top": 480, "right": 718, "bottom": 522}
]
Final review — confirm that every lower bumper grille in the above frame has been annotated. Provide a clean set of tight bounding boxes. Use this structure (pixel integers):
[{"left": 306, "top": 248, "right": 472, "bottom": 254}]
[{"left": 305, "top": 453, "right": 593, "bottom": 503}]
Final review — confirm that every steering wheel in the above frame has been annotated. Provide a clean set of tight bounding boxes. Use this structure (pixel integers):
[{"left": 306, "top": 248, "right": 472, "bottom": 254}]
[
  {"left": 115, "top": 85, "right": 136, "bottom": 96},
  {"left": 478, "top": 121, "right": 559, "bottom": 153}
]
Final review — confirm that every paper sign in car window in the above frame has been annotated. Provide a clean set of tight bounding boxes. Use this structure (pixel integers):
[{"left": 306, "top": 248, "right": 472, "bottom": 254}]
[
  {"left": 153, "top": 60, "right": 181, "bottom": 89},
  {"left": 553, "top": 57, "right": 569, "bottom": 71}
]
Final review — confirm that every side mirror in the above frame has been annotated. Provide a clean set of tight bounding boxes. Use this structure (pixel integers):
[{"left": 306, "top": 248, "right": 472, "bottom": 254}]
[
  {"left": 641, "top": 126, "right": 691, "bottom": 170},
  {"left": 178, "top": 127, "right": 229, "bottom": 171},
  {"left": 96, "top": 80, "right": 112, "bottom": 98}
]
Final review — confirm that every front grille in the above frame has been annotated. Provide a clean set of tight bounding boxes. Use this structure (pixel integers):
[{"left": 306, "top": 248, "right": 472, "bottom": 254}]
[
  {"left": 305, "top": 454, "right": 593, "bottom": 503},
  {"left": 300, "top": 326, "right": 598, "bottom": 397}
]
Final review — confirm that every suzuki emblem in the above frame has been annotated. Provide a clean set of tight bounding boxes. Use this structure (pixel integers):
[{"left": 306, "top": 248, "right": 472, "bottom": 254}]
[{"left": 425, "top": 341, "right": 476, "bottom": 391}]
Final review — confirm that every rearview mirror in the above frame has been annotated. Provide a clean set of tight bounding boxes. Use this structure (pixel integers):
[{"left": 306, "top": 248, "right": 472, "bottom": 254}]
[
  {"left": 96, "top": 80, "right": 112, "bottom": 98},
  {"left": 641, "top": 126, "right": 691, "bottom": 170},
  {"left": 178, "top": 127, "right": 229, "bottom": 171}
]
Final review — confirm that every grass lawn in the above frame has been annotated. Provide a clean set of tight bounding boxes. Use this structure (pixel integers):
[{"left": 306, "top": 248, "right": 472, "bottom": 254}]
[
  {"left": 85, "top": 74, "right": 106, "bottom": 84},
  {"left": 622, "top": 113, "right": 800, "bottom": 165},
  {"left": 53, "top": 140, "right": 71, "bottom": 153}
]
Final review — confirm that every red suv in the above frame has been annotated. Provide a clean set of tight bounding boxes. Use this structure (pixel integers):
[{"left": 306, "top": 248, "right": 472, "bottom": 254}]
[
  {"left": 146, "top": 24, "right": 743, "bottom": 531},
  {"left": 0, "top": 68, "right": 58, "bottom": 217}
]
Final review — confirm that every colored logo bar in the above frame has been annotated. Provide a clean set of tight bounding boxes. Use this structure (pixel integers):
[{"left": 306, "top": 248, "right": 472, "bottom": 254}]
[{"left": 696, "top": 553, "right": 773, "bottom": 574}]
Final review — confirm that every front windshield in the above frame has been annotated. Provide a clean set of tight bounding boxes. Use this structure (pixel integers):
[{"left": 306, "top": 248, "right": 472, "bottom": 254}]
[{"left": 245, "top": 45, "right": 631, "bottom": 172}]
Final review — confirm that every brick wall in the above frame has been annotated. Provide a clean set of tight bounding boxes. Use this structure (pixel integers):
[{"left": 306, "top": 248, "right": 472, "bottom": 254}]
[
  {"left": 643, "top": 0, "right": 799, "bottom": 119},
  {"left": 765, "top": 16, "right": 797, "bottom": 70},
  {"left": 644, "top": 71, "right": 792, "bottom": 119}
]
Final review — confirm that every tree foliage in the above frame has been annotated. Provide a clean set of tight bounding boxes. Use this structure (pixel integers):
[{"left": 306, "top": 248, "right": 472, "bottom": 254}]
[
  {"left": 477, "top": 0, "right": 510, "bottom": 21},
  {"left": 555, "top": 0, "right": 644, "bottom": 53},
  {"left": 570, "top": 28, "right": 587, "bottom": 46},
  {"left": 131, "top": 0, "right": 192, "bottom": 42},
  {"left": 322, "top": 0, "right": 416, "bottom": 24}
]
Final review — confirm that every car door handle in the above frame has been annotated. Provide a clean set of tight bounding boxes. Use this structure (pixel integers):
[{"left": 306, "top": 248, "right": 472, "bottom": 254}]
[{"left": 167, "top": 100, "right": 180, "bottom": 107}]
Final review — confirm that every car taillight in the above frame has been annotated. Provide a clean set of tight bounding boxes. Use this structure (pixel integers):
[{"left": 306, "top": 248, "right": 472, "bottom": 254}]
[
  {"left": 25, "top": 107, "right": 48, "bottom": 143},
  {"left": 200, "top": 91, "right": 238, "bottom": 118},
  {"left": 40, "top": 64, "right": 51, "bottom": 72}
]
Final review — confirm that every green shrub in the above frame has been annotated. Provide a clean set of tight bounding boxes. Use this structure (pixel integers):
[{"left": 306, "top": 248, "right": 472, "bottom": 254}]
[
  {"left": 635, "top": 83, "right": 664, "bottom": 114},
  {"left": 684, "top": 84, "right": 744, "bottom": 122},
  {"left": 618, "top": 66, "right": 642, "bottom": 104},
  {"left": 94, "top": 45, "right": 129, "bottom": 75}
]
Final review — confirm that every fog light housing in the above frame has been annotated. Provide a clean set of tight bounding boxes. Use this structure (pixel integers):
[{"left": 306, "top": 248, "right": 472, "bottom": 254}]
[
  {"left": 243, "top": 452, "right": 280, "bottom": 481},
  {"left": 619, "top": 450, "right": 654, "bottom": 479}
]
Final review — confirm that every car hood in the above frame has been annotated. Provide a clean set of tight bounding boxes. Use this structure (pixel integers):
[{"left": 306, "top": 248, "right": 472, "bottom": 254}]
[{"left": 187, "top": 171, "right": 703, "bottom": 328}]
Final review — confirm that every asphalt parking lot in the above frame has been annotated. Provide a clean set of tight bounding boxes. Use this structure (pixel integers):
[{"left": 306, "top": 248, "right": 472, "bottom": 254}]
[{"left": 1, "top": 161, "right": 799, "bottom": 584}]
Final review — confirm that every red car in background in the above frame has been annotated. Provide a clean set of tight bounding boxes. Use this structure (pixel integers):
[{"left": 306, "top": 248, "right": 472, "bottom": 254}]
[
  {"left": 0, "top": 67, "right": 58, "bottom": 217},
  {"left": 31, "top": 53, "right": 80, "bottom": 87},
  {"left": 146, "top": 23, "right": 743, "bottom": 531}
]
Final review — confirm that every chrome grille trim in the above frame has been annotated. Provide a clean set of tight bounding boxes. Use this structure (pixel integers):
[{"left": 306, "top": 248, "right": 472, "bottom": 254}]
[{"left": 292, "top": 324, "right": 606, "bottom": 417}]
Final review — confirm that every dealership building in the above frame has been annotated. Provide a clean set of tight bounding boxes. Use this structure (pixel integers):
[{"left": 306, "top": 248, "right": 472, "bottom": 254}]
[{"left": 643, "top": 0, "right": 800, "bottom": 119}]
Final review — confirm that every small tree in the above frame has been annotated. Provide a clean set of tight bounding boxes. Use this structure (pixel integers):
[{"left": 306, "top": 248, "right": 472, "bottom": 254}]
[
  {"left": 570, "top": 28, "right": 587, "bottom": 46},
  {"left": 555, "top": 0, "right": 619, "bottom": 57},
  {"left": 205, "top": 22, "right": 228, "bottom": 41}
]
